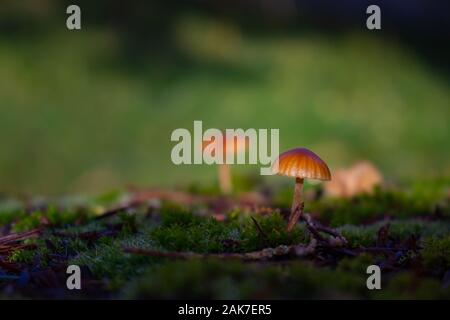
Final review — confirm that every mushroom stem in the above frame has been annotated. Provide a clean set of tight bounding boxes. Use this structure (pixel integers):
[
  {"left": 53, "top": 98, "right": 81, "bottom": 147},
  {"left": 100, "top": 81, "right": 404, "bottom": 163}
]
[
  {"left": 287, "top": 177, "right": 304, "bottom": 232},
  {"left": 218, "top": 163, "right": 232, "bottom": 194}
]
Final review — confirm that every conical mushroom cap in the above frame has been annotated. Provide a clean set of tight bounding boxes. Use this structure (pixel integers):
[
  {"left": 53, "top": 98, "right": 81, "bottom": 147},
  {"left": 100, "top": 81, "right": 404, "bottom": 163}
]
[{"left": 272, "top": 148, "right": 331, "bottom": 180}]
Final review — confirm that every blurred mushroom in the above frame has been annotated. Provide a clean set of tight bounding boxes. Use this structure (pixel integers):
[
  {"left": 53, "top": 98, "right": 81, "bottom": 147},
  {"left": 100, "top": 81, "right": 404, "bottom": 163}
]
[
  {"left": 272, "top": 148, "right": 331, "bottom": 232},
  {"left": 324, "top": 161, "right": 383, "bottom": 198},
  {"left": 202, "top": 132, "right": 247, "bottom": 195}
]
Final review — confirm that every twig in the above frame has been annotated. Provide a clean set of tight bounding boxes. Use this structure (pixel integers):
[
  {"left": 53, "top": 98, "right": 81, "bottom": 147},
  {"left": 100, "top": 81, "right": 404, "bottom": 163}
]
[
  {"left": 124, "top": 240, "right": 318, "bottom": 261},
  {"left": 0, "top": 229, "right": 40, "bottom": 245},
  {"left": 0, "top": 243, "right": 37, "bottom": 254},
  {"left": 302, "top": 215, "right": 327, "bottom": 242},
  {"left": 286, "top": 203, "right": 346, "bottom": 246},
  {"left": 358, "top": 247, "right": 410, "bottom": 253},
  {"left": 302, "top": 213, "right": 348, "bottom": 246},
  {"left": 313, "top": 222, "right": 342, "bottom": 238},
  {"left": 376, "top": 222, "right": 391, "bottom": 247},
  {"left": 250, "top": 216, "right": 269, "bottom": 246},
  {"left": 316, "top": 242, "right": 357, "bottom": 257},
  {"left": 94, "top": 204, "right": 132, "bottom": 220}
]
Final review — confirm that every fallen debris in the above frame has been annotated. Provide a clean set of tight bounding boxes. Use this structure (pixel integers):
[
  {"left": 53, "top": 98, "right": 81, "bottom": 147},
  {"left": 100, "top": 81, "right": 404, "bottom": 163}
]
[{"left": 124, "top": 239, "right": 318, "bottom": 261}]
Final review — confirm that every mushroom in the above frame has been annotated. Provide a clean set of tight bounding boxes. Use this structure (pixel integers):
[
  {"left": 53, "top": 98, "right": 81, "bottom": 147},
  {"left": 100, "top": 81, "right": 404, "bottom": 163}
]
[
  {"left": 272, "top": 147, "right": 331, "bottom": 232},
  {"left": 324, "top": 161, "right": 383, "bottom": 198},
  {"left": 202, "top": 132, "right": 247, "bottom": 195}
]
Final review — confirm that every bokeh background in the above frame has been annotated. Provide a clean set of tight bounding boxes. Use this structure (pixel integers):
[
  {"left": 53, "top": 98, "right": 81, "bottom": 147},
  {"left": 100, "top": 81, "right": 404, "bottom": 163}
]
[{"left": 0, "top": 0, "right": 449, "bottom": 195}]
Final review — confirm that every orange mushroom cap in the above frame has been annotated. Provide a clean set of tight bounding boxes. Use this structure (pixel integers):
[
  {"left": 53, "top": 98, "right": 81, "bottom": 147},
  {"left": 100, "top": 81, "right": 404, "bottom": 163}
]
[
  {"left": 272, "top": 148, "right": 331, "bottom": 180},
  {"left": 202, "top": 132, "right": 248, "bottom": 157}
]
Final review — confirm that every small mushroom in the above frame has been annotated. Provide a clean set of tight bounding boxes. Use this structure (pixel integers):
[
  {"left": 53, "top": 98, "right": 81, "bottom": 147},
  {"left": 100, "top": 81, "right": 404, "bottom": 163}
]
[
  {"left": 272, "top": 147, "right": 331, "bottom": 232},
  {"left": 202, "top": 133, "right": 247, "bottom": 194},
  {"left": 324, "top": 161, "right": 382, "bottom": 198}
]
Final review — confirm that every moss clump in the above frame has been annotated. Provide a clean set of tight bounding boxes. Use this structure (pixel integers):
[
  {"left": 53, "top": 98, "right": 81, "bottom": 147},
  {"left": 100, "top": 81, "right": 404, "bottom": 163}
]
[
  {"left": 8, "top": 234, "right": 89, "bottom": 268},
  {"left": 159, "top": 205, "right": 204, "bottom": 227},
  {"left": 151, "top": 209, "right": 306, "bottom": 253},
  {"left": 66, "top": 210, "right": 306, "bottom": 289},
  {"left": 122, "top": 259, "right": 366, "bottom": 299},
  {"left": 339, "top": 220, "right": 450, "bottom": 247},
  {"left": 122, "top": 255, "right": 450, "bottom": 300},
  {"left": 151, "top": 217, "right": 230, "bottom": 253},
  {"left": 12, "top": 207, "right": 88, "bottom": 232},
  {"left": 70, "top": 233, "right": 160, "bottom": 289},
  {"left": 337, "top": 254, "right": 376, "bottom": 274},
  {"left": 372, "top": 272, "right": 450, "bottom": 299},
  {"left": 422, "top": 236, "right": 450, "bottom": 273},
  {"left": 309, "top": 189, "right": 448, "bottom": 226},
  {"left": 8, "top": 249, "right": 36, "bottom": 265},
  {"left": 0, "top": 210, "right": 26, "bottom": 226},
  {"left": 339, "top": 225, "right": 378, "bottom": 247},
  {"left": 236, "top": 213, "right": 307, "bottom": 251}
]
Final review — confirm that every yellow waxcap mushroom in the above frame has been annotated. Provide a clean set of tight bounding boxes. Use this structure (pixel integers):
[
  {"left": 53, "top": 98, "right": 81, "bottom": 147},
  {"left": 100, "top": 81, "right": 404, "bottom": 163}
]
[
  {"left": 273, "top": 147, "right": 331, "bottom": 232},
  {"left": 273, "top": 148, "right": 331, "bottom": 180}
]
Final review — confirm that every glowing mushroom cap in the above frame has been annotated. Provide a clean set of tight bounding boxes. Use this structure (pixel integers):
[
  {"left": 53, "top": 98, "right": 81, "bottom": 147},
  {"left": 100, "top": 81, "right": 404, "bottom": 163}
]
[
  {"left": 202, "top": 132, "right": 248, "bottom": 157},
  {"left": 273, "top": 148, "right": 331, "bottom": 180}
]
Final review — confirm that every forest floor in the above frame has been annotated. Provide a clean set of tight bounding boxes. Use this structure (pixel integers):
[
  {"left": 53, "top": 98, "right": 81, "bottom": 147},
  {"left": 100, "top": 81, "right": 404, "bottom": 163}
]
[{"left": 0, "top": 179, "right": 449, "bottom": 299}]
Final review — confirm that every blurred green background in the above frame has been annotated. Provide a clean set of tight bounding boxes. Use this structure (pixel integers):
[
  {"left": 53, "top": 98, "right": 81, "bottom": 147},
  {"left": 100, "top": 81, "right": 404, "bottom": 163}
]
[{"left": 0, "top": 1, "right": 449, "bottom": 194}]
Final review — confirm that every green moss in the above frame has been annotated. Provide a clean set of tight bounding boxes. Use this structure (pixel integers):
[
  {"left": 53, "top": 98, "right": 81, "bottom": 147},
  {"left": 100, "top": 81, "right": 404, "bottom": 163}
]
[
  {"left": 123, "top": 255, "right": 450, "bottom": 299},
  {"left": 0, "top": 210, "right": 26, "bottom": 226},
  {"left": 237, "top": 213, "right": 307, "bottom": 251},
  {"left": 422, "top": 236, "right": 450, "bottom": 272},
  {"left": 159, "top": 204, "right": 204, "bottom": 227},
  {"left": 92, "top": 190, "right": 123, "bottom": 206},
  {"left": 309, "top": 189, "right": 448, "bottom": 226},
  {"left": 8, "top": 249, "right": 35, "bottom": 264},
  {"left": 151, "top": 210, "right": 306, "bottom": 253},
  {"left": 151, "top": 219, "right": 227, "bottom": 253},
  {"left": 1, "top": 186, "right": 449, "bottom": 299},
  {"left": 372, "top": 272, "right": 450, "bottom": 299},
  {"left": 70, "top": 233, "right": 160, "bottom": 289},
  {"left": 122, "top": 259, "right": 367, "bottom": 299},
  {"left": 7, "top": 234, "right": 89, "bottom": 268},
  {"left": 55, "top": 221, "right": 105, "bottom": 234},
  {"left": 337, "top": 254, "right": 376, "bottom": 274},
  {"left": 339, "top": 225, "right": 378, "bottom": 247},
  {"left": 409, "top": 178, "right": 450, "bottom": 205},
  {"left": 339, "top": 220, "right": 450, "bottom": 247},
  {"left": 11, "top": 206, "right": 88, "bottom": 232},
  {"left": 8, "top": 243, "right": 50, "bottom": 268}
]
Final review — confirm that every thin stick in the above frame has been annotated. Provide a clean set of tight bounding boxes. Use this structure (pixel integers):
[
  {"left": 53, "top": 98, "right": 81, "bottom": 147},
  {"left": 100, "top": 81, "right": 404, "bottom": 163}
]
[
  {"left": 0, "top": 243, "right": 37, "bottom": 254},
  {"left": 94, "top": 204, "right": 132, "bottom": 220},
  {"left": 251, "top": 216, "right": 269, "bottom": 246},
  {"left": 302, "top": 213, "right": 347, "bottom": 245},
  {"left": 303, "top": 213, "right": 341, "bottom": 238},
  {"left": 0, "top": 229, "right": 40, "bottom": 245},
  {"left": 124, "top": 240, "right": 317, "bottom": 261}
]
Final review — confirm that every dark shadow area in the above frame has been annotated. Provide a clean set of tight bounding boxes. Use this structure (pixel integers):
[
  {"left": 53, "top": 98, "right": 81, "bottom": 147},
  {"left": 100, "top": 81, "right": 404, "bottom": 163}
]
[{"left": 1, "top": 0, "right": 448, "bottom": 73}]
